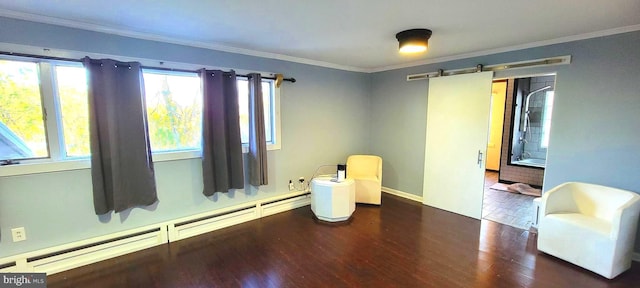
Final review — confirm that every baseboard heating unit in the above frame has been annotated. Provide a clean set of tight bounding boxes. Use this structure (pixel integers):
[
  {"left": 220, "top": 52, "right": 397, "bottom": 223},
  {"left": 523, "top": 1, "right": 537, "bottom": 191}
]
[
  {"left": 0, "top": 191, "right": 311, "bottom": 275},
  {"left": 0, "top": 225, "right": 167, "bottom": 275}
]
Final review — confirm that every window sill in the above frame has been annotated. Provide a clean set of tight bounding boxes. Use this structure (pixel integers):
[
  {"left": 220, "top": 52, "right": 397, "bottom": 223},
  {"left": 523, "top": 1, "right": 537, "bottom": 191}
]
[
  {"left": 152, "top": 150, "right": 201, "bottom": 162},
  {"left": 241, "top": 143, "right": 281, "bottom": 154},
  {"left": 0, "top": 145, "right": 280, "bottom": 177},
  {"left": 0, "top": 151, "right": 203, "bottom": 177},
  {"left": 0, "top": 159, "right": 91, "bottom": 177}
]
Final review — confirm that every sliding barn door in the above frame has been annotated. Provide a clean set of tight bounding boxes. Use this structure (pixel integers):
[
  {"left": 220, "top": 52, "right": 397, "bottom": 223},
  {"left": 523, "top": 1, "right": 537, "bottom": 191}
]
[{"left": 422, "top": 72, "right": 493, "bottom": 219}]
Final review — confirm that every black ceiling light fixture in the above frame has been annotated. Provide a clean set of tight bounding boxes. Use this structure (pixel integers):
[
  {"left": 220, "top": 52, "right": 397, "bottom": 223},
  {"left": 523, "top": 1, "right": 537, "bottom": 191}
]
[{"left": 396, "top": 29, "right": 432, "bottom": 54}]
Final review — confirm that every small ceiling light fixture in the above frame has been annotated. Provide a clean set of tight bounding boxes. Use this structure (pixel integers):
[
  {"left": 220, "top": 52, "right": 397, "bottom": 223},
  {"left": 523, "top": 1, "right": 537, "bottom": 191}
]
[{"left": 396, "top": 28, "right": 432, "bottom": 53}]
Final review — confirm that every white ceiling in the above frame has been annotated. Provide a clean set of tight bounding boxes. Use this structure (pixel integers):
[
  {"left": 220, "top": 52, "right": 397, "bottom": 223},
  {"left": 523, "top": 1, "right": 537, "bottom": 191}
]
[{"left": 0, "top": 0, "right": 639, "bottom": 72}]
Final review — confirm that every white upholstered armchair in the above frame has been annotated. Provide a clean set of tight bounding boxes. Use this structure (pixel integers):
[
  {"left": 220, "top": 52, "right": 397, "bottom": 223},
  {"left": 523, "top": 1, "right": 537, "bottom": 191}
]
[
  {"left": 537, "top": 182, "right": 640, "bottom": 279},
  {"left": 346, "top": 155, "right": 382, "bottom": 205}
]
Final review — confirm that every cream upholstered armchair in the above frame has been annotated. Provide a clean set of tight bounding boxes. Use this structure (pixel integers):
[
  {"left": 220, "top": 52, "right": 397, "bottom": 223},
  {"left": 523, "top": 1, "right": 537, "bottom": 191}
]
[
  {"left": 537, "top": 182, "right": 640, "bottom": 279},
  {"left": 346, "top": 155, "right": 382, "bottom": 205}
]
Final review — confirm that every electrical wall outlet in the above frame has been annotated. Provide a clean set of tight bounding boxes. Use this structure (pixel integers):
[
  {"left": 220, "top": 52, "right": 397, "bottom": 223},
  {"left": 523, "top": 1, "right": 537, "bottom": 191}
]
[
  {"left": 298, "top": 177, "right": 306, "bottom": 191},
  {"left": 11, "top": 227, "right": 26, "bottom": 242},
  {"left": 288, "top": 180, "right": 295, "bottom": 191}
]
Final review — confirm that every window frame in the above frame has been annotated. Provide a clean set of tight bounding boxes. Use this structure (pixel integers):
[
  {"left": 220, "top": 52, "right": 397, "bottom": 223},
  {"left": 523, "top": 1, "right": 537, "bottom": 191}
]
[
  {"left": 54, "top": 63, "right": 93, "bottom": 159},
  {"left": 0, "top": 56, "right": 91, "bottom": 174},
  {"left": 141, "top": 68, "right": 203, "bottom": 154},
  {"left": 236, "top": 76, "right": 281, "bottom": 152},
  {"left": 540, "top": 90, "right": 554, "bottom": 148},
  {"left": 0, "top": 54, "right": 283, "bottom": 177},
  {"left": 0, "top": 56, "right": 58, "bottom": 163}
]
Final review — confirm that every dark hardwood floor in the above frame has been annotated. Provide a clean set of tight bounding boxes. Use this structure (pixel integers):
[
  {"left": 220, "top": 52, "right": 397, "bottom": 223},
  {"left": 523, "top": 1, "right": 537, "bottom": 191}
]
[{"left": 48, "top": 193, "right": 640, "bottom": 287}]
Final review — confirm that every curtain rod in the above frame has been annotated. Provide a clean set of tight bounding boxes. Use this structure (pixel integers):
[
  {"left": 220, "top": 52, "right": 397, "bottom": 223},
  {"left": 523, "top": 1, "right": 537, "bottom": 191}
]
[{"left": 0, "top": 51, "right": 296, "bottom": 83}]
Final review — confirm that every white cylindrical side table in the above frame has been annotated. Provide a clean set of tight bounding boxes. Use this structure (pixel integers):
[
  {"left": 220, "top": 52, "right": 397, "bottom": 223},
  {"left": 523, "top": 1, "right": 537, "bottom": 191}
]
[{"left": 310, "top": 177, "right": 355, "bottom": 222}]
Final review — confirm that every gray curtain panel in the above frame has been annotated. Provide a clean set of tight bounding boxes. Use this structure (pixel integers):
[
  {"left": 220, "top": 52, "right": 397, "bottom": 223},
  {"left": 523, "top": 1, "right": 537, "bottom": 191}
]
[
  {"left": 200, "top": 69, "right": 244, "bottom": 196},
  {"left": 248, "top": 74, "right": 268, "bottom": 186},
  {"left": 83, "top": 57, "right": 158, "bottom": 215}
]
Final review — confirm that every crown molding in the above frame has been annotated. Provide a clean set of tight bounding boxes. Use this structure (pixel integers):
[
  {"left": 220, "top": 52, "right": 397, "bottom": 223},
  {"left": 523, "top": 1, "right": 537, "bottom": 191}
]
[
  {"left": 0, "top": 9, "right": 369, "bottom": 73},
  {"left": 1, "top": 9, "right": 639, "bottom": 73}
]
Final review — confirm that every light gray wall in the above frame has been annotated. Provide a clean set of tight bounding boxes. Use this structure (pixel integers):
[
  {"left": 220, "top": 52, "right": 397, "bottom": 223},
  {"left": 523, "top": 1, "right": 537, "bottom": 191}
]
[
  {"left": 371, "top": 31, "right": 640, "bottom": 250},
  {"left": 369, "top": 68, "right": 428, "bottom": 195},
  {"left": 543, "top": 33, "right": 640, "bottom": 191},
  {"left": 0, "top": 17, "right": 371, "bottom": 257}
]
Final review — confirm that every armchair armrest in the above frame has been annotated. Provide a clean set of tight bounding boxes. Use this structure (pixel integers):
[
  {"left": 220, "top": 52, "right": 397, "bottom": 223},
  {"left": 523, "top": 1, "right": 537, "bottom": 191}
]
[
  {"left": 541, "top": 182, "right": 579, "bottom": 216},
  {"left": 610, "top": 194, "right": 640, "bottom": 240}
]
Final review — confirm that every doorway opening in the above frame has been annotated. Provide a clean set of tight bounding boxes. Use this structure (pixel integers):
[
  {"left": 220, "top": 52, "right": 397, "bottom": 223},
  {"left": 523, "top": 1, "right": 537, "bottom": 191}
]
[{"left": 482, "top": 75, "right": 556, "bottom": 230}]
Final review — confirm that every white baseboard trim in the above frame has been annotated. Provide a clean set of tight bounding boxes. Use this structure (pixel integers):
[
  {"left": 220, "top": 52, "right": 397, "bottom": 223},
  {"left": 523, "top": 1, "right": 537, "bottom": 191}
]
[
  {"left": 633, "top": 252, "right": 640, "bottom": 262},
  {"left": 0, "top": 190, "right": 311, "bottom": 275},
  {"left": 0, "top": 223, "right": 167, "bottom": 274},
  {"left": 382, "top": 186, "right": 422, "bottom": 203},
  {"left": 167, "top": 192, "right": 311, "bottom": 242},
  {"left": 168, "top": 207, "right": 259, "bottom": 242}
]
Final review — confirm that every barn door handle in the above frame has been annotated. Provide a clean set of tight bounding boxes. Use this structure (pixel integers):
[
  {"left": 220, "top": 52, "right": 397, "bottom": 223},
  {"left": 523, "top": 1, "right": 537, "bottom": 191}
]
[{"left": 477, "top": 150, "right": 483, "bottom": 167}]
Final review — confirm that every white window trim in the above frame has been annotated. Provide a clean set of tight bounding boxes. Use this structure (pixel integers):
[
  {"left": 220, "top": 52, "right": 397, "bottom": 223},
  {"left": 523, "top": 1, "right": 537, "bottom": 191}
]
[
  {"left": 0, "top": 159, "right": 90, "bottom": 176},
  {"left": 0, "top": 141, "right": 287, "bottom": 176},
  {"left": 0, "top": 151, "right": 200, "bottom": 177}
]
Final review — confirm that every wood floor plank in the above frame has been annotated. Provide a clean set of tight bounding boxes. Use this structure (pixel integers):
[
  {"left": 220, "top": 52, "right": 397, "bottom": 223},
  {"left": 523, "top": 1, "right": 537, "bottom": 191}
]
[{"left": 47, "top": 193, "right": 640, "bottom": 287}]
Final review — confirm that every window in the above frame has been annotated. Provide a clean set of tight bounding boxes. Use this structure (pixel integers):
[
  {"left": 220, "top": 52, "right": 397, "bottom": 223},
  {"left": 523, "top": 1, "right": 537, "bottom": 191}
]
[
  {"left": 142, "top": 70, "right": 202, "bottom": 152},
  {"left": 540, "top": 91, "right": 554, "bottom": 148},
  {"left": 0, "top": 54, "right": 281, "bottom": 175},
  {"left": 0, "top": 58, "right": 90, "bottom": 163},
  {"left": 237, "top": 78, "right": 275, "bottom": 145},
  {"left": 0, "top": 59, "right": 49, "bottom": 161},
  {"left": 141, "top": 72, "right": 280, "bottom": 153},
  {"left": 142, "top": 73, "right": 280, "bottom": 153},
  {"left": 56, "top": 65, "right": 90, "bottom": 157}
]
